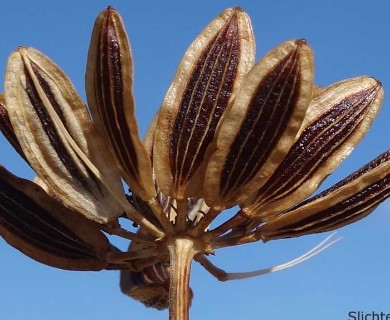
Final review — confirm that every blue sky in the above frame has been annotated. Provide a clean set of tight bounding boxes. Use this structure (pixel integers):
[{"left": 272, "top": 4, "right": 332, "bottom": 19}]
[{"left": 0, "top": 0, "right": 389, "bottom": 319}]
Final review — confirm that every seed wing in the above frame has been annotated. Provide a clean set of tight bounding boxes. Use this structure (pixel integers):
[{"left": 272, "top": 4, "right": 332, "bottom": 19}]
[
  {"left": 153, "top": 7, "right": 255, "bottom": 199},
  {"left": 259, "top": 149, "right": 390, "bottom": 240},
  {"left": 204, "top": 40, "right": 314, "bottom": 210},
  {"left": 86, "top": 7, "right": 156, "bottom": 201},
  {"left": 244, "top": 77, "right": 384, "bottom": 220},
  {"left": 5, "top": 47, "right": 124, "bottom": 223}
]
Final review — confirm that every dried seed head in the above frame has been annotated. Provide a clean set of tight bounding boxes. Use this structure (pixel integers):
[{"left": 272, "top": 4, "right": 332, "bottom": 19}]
[
  {"left": 0, "top": 6, "right": 389, "bottom": 319},
  {"left": 153, "top": 7, "right": 255, "bottom": 199},
  {"left": 243, "top": 76, "right": 384, "bottom": 220},
  {"left": 5, "top": 47, "right": 125, "bottom": 223},
  {"left": 204, "top": 39, "right": 314, "bottom": 210},
  {"left": 86, "top": 7, "right": 156, "bottom": 201}
]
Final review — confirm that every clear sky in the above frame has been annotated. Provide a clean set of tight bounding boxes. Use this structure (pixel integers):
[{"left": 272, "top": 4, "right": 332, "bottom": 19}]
[{"left": 0, "top": 0, "right": 389, "bottom": 319}]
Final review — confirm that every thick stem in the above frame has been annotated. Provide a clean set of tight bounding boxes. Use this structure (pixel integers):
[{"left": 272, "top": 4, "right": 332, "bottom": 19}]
[{"left": 168, "top": 238, "right": 196, "bottom": 320}]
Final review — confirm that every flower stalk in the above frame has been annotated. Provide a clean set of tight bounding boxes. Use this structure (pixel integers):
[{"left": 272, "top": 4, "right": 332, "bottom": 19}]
[{"left": 168, "top": 238, "right": 197, "bottom": 320}]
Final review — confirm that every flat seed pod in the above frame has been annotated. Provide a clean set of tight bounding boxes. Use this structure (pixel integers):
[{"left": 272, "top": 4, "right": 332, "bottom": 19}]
[
  {"left": 243, "top": 77, "right": 384, "bottom": 220},
  {"left": 153, "top": 7, "right": 255, "bottom": 199},
  {"left": 259, "top": 149, "right": 390, "bottom": 240},
  {"left": 0, "top": 165, "right": 110, "bottom": 270},
  {"left": 204, "top": 40, "right": 314, "bottom": 210},
  {"left": 5, "top": 47, "right": 124, "bottom": 224},
  {"left": 120, "top": 228, "right": 169, "bottom": 310},
  {"left": 120, "top": 262, "right": 194, "bottom": 310},
  {"left": 120, "top": 261, "right": 171, "bottom": 310},
  {"left": 86, "top": 7, "right": 156, "bottom": 201}
]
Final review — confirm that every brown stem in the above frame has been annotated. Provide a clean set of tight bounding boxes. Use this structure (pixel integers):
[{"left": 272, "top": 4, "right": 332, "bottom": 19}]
[
  {"left": 103, "top": 222, "right": 155, "bottom": 243},
  {"left": 205, "top": 210, "right": 247, "bottom": 240},
  {"left": 211, "top": 230, "right": 260, "bottom": 249},
  {"left": 195, "top": 254, "right": 228, "bottom": 281},
  {"left": 190, "top": 208, "right": 220, "bottom": 237},
  {"left": 168, "top": 238, "right": 196, "bottom": 320}
]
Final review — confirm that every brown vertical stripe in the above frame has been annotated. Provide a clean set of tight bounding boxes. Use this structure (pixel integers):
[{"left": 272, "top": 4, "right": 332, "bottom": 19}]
[
  {"left": 265, "top": 175, "right": 389, "bottom": 239},
  {"left": 220, "top": 47, "right": 301, "bottom": 196},
  {"left": 94, "top": 12, "right": 138, "bottom": 179},
  {"left": 0, "top": 178, "right": 97, "bottom": 258},
  {"left": 24, "top": 66, "right": 93, "bottom": 194},
  {"left": 169, "top": 12, "right": 240, "bottom": 188},
  {"left": 253, "top": 86, "right": 380, "bottom": 207},
  {"left": 289, "top": 149, "right": 390, "bottom": 210}
]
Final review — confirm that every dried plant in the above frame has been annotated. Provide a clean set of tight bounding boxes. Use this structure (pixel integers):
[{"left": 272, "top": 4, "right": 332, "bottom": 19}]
[{"left": 0, "top": 6, "right": 389, "bottom": 320}]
